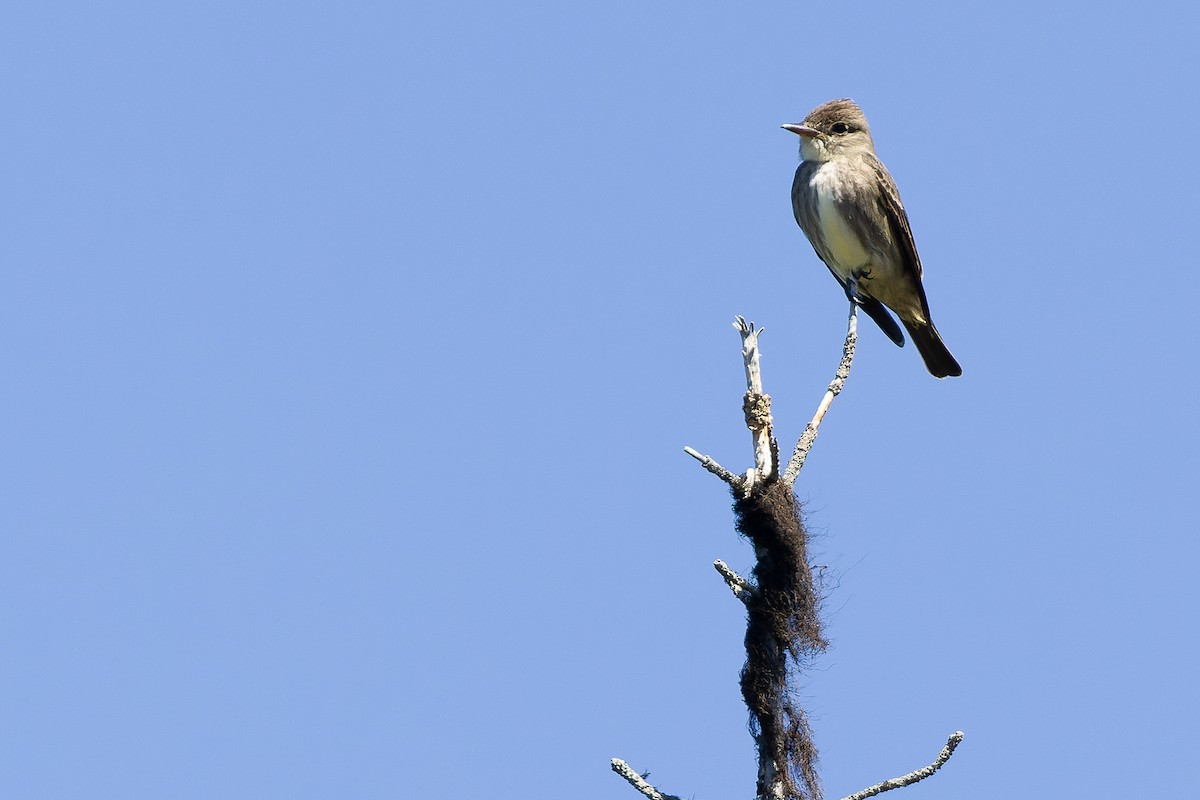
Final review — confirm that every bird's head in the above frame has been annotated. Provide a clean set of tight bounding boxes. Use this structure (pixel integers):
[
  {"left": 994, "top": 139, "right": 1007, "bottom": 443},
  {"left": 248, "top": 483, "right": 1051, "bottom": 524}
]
[{"left": 782, "top": 98, "right": 875, "bottom": 163}]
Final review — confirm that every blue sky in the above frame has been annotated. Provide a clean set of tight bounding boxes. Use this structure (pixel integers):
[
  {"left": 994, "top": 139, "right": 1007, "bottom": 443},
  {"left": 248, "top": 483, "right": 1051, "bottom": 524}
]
[{"left": 3, "top": 1, "right": 1198, "bottom": 797}]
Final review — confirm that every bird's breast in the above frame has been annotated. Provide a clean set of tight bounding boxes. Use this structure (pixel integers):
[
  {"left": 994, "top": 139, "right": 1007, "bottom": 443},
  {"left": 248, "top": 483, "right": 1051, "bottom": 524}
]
[{"left": 808, "top": 164, "right": 872, "bottom": 280}]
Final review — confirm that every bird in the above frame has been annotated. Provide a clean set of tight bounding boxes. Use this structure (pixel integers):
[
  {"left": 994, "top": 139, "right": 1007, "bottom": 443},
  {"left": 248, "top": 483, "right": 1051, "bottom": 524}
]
[{"left": 783, "top": 98, "right": 962, "bottom": 378}]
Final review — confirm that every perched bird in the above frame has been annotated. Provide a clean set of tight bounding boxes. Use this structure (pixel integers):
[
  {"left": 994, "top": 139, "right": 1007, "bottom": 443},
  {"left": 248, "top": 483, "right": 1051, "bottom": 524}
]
[{"left": 783, "top": 99, "right": 961, "bottom": 378}]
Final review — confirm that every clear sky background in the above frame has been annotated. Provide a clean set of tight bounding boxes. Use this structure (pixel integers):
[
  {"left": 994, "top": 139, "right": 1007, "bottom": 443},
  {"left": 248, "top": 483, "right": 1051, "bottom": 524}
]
[{"left": 3, "top": 1, "right": 1197, "bottom": 798}]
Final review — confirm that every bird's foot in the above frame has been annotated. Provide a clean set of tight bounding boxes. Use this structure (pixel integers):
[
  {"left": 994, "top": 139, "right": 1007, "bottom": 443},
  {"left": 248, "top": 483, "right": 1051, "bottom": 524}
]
[{"left": 844, "top": 267, "right": 873, "bottom": 306}]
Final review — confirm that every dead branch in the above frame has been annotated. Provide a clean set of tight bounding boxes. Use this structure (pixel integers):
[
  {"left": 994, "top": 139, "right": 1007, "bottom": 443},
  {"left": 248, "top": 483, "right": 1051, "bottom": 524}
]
[
  {"left": 714, "top": 558, "right": 755, "bottom": 604},
  {"left": 618, "top": 313, "right": 963, "bottom": 800},
  {"left": 610, "top": 759, "right": 683, "bottom": 800},
  {"left": 736, "top": 316, "right": 776, "bottom": 484},
  {"left": 682, "top": 446, "right": 745, "bottom": 493},
  {"left": 839, "top": 731, "right": 964, "bottom": 800},
  {"left": 782, "top": 303, "right": 858, "bottom": 486}
]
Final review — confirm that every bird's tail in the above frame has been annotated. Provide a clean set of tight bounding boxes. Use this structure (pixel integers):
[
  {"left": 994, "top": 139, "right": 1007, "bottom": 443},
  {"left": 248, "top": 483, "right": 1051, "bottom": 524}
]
[{"left": 902, "top": 318, "right": 962, "bottom": 379}]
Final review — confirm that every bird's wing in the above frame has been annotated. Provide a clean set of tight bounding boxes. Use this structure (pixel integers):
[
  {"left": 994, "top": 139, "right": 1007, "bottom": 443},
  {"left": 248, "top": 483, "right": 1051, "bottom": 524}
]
[
  {"left": 855, "top": 294, "right": 906, "bottom": 347},
  {"left": 865, "top": 153, "right": 933, "bottom": 318}
]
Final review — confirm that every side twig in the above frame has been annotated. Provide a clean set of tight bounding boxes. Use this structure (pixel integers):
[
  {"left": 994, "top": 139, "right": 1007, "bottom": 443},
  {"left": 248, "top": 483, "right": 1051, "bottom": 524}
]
[
  {"left": 713, "top": 559, "right": 755, "bottom": 604},
  {"left": 839, "top": 731, "right": 965, "bottom": 800},
  {"left": 683, "top": 446, "right": 745, "bottom": 493},
  {"left": 610, "top": 759, "right": 683, "bottom": 800},
  {"left": 782, "top": 303, "right": 858, "bottom": 486}
]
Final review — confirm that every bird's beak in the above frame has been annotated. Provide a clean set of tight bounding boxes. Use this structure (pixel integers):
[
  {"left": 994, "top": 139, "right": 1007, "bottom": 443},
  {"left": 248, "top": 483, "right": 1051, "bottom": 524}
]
[{"left": 781, "top": 124, "right": 819, "bottom": 138}]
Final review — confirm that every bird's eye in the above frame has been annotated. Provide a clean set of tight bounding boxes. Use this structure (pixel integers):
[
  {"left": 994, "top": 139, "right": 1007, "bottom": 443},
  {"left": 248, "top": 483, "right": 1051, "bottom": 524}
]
[{"left": 831, "top": 122, "right": 849, "bottom": 134}]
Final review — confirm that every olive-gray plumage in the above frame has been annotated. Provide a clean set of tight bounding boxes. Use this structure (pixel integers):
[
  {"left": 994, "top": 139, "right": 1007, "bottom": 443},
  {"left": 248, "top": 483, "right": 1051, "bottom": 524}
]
[{"left": 784, "top": 98, "right": 961, "bottom": 378}]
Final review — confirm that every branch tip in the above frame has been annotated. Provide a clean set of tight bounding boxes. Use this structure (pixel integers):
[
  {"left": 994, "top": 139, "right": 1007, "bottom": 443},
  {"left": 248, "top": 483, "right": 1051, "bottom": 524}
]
[
  {"left": 682, "top": 446, "right": 744, "bottom": 491},
  {"left": 713, "top": 558, "right": 755, "bottom": 602},
  {"left": 839, "top": 730, "right": 965, "bottom": 800},
  {"left": 611, "top": 758, "right": 682, "bottom": 800}
]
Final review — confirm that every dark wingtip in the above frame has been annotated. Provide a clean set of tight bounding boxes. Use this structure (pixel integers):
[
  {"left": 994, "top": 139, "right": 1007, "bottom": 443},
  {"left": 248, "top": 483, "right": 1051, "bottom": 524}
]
[{"left": 857, "top": 297, "right": 905, "bottom": 346}]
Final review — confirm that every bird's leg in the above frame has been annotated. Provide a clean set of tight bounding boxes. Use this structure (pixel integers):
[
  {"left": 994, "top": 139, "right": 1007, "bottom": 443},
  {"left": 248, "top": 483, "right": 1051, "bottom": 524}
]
[{"left": 843, "top": 266, "right": 874, "bottom": 306}]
